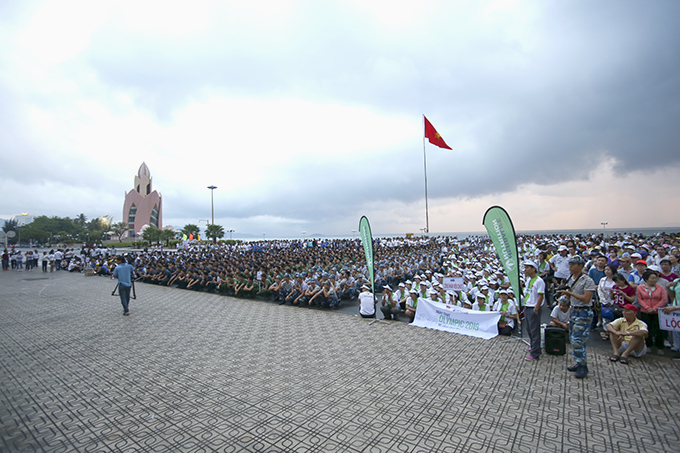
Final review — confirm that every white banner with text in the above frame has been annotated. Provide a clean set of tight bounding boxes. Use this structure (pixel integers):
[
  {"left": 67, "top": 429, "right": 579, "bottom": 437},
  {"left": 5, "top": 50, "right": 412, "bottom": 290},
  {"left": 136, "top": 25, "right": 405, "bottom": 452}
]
[
  {"left": 410, "top": 298, "right": 501, "bottom": 340},
  {"left": 659, "top": 308, "right": 680, "bottom": 333}
]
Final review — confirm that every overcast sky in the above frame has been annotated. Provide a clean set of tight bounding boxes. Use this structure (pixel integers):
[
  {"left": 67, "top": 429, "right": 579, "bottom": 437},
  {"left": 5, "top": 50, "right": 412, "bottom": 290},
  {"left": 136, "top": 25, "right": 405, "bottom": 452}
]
[{"left": 1, "top": 0, "right": 679, "bottom": 238}]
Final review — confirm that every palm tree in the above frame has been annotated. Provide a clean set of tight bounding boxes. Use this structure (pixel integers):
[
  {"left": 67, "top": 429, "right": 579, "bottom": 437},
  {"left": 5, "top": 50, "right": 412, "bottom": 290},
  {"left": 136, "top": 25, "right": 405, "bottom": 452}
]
[
  {"left": 181, "top": 224, "right": 200, "bottom": 239},
  {"left": 2, "top": 218, "right": 18, "bottom": 233},
  {"left": 74, "top": 213, "right": 87, "bottom": 227},
  {"left": 205, "top": 224, "right": 225, "bottom": 244}
]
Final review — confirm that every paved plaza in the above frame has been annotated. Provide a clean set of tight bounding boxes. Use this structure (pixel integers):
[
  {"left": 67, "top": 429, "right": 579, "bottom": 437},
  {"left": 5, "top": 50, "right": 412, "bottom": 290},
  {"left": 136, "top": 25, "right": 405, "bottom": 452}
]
[{"left": 1, "top": 270, "right": 679, "bottom": 452}]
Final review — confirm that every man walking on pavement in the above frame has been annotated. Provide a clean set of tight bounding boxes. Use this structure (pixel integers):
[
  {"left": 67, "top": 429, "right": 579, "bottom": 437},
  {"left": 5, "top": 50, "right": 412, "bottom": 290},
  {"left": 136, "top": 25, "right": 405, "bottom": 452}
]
[{"left": 113, "top": 256, "right": 135, "bottom": 316}]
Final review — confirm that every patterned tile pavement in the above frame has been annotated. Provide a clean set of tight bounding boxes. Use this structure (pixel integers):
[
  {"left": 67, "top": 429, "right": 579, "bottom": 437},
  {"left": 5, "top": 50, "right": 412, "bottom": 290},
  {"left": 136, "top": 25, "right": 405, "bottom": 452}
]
[{"left": 1, "top": 270, "right": 680, "bottom": 452}]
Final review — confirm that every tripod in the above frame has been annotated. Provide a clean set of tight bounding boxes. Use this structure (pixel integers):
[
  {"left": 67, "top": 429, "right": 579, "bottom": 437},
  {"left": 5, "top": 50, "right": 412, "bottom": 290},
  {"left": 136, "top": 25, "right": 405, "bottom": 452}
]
[{"left": 111, "top": 280, "right": 137, "bottom": 299}]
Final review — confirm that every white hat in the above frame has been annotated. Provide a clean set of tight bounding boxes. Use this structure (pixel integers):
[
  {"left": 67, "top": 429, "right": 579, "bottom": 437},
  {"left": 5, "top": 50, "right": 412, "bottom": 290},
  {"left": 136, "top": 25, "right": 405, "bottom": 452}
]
[{"left": 524, "top": 260, "right": 538, "bottom": 269}]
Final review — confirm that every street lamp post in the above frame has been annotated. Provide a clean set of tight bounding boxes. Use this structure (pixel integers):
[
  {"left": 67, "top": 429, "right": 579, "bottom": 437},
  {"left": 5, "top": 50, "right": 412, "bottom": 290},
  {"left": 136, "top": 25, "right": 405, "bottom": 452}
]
[
  {"left": 207, "top": 185, "right": 217, "bottom": 225},
  {"left": 227, "top": 229, "right": 234, "bottom": 240}
]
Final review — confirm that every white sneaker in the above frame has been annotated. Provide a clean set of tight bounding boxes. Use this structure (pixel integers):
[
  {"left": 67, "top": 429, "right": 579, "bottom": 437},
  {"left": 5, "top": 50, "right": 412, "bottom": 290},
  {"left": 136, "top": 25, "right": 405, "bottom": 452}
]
[{"left": 664, "top": 340, "right": 672, "bottom": 348}]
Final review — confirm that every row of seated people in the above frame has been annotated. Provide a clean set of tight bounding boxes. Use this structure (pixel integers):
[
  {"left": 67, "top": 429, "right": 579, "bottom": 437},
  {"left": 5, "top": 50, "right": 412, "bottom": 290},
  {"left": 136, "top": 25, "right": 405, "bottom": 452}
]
[{"left": 135, "top": 269, "right": 362, "bottom": 309}]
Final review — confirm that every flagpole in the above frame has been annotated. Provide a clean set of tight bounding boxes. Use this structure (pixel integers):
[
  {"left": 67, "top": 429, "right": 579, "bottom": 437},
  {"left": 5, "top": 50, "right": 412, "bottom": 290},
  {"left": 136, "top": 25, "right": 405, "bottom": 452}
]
[{"left": 422, "top": 115, "right": 429, "bottom": 234}]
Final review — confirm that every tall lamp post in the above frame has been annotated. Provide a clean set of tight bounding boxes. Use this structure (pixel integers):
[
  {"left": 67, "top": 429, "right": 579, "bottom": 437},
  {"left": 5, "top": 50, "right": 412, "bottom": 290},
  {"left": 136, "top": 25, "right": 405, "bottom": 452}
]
[
  {"left": 227, "top": 229, "right": 235, "bottom": 240},
  {"left": 207, "top": 185, "right": 217, "bottom": 225},
  {"left": 208, "top": 186, "right": 217, "bottom": 225}
]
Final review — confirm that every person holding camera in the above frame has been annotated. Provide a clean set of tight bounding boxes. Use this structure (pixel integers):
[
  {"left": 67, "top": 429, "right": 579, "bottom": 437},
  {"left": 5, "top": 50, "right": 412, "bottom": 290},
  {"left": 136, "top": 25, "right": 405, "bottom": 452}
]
[
  {"left": 557, "top": 255, "right": 597, "bottom": 379},
  {"left": 113, "top": 256, "right": 135, "bottom": 316}
]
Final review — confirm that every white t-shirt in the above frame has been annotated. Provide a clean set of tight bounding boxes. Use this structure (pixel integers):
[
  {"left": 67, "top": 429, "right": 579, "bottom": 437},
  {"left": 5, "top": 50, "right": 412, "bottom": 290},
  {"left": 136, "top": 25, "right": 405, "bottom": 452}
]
[
  {"left": 359, "top": 291, "right": 375, "bottom": 316},
  {"left": 550, "top": 254, "right": 570, "bottom": 279},
  {"left": 550, "top": 306, "right": 571, "bottom": 324},
  {"left": 523, "top": 276, "right": 546, "bottom": 307},
  {"left": 493, "top": 299, "right": 518, "bottom": 328}
]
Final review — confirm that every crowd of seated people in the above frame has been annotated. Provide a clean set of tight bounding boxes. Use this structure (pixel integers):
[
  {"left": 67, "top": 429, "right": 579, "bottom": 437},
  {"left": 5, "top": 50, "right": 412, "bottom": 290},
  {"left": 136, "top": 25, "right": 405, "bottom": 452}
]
[{"left": 119, "top": 232, "right": 678, "bottom": 330}]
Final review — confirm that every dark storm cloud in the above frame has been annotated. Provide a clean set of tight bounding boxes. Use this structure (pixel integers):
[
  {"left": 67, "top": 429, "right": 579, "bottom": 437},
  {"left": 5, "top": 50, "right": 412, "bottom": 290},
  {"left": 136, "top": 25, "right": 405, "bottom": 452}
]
[{"left": 82, "top": 0, "right": 680, "bottom": 206}]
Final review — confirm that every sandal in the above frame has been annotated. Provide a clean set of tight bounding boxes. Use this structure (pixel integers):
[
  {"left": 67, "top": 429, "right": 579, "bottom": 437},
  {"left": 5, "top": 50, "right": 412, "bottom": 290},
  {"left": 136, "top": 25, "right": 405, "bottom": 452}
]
[
  {"left": 600, "top": 331, "right": 609, "bottom": 341},
  {"left": 609, "top": 355, "right": 620, "bottom": 362},
  {"left": 620, "top": 357, "right": 629, "bottom": 365}
]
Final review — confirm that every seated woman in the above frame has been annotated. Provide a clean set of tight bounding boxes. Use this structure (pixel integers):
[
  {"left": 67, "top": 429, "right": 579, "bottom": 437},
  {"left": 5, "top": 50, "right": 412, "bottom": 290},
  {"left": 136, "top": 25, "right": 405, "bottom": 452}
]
[
  {"left": 472, "top": 293, "right": 492, "bottom": 312},
  {"left": 493, "top": 289, "right": 519, "bottom": 336}
]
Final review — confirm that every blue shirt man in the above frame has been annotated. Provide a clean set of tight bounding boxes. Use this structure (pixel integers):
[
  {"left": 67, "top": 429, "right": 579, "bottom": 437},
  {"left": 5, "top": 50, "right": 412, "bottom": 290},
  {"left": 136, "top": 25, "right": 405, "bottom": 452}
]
[{"left": 113, "top": 256, "right": 135, "bottom": 315}]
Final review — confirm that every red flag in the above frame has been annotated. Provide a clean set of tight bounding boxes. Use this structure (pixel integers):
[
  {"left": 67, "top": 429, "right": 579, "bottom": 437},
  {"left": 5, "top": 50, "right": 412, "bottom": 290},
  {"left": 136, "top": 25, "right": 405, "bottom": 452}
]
[
  {"left": 424, "top": 116, "right": 452, "bottom": 150},
  {"left": 189, "top": 233, "right": 194, "bottom": 240}
]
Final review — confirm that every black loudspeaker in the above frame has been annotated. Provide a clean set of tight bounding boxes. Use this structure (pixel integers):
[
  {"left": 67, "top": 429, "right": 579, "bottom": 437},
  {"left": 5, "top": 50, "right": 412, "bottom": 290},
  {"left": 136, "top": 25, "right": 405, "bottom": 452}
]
[{"left": 545, "top": 326, "right": 567, "bottom": 355}]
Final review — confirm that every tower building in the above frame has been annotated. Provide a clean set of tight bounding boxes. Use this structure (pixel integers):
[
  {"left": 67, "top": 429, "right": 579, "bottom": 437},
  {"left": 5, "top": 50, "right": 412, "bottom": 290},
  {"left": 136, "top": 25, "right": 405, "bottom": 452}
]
[{"left": 122, "top": 163, "right": 162, "bottom": 238}]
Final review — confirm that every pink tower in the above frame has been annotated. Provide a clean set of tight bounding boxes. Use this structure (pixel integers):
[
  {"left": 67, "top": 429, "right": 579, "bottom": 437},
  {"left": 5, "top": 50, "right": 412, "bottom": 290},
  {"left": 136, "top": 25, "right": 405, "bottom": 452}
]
[{"left": 122, "top": 163, "right": 162, "bottom": 238}]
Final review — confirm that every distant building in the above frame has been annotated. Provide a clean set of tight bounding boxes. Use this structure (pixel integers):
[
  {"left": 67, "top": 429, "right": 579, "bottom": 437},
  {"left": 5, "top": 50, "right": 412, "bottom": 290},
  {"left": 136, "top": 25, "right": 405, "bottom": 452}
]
[
  {"left": 122, "top": 163, "right": 162, "bottom": 238},
  {"left": 15, "top": 214, "right": 35, "bottom": 226}
]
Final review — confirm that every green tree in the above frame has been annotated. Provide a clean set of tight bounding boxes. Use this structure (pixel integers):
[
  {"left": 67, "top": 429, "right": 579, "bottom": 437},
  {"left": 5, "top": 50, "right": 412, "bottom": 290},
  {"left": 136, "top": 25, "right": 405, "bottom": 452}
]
[
  {"left": 18, "top": 223, "right": 50, "bottom": 244},
  {"left": 86, "top": 218, "right": 103, "bottom": 232},
  {"left": 74, "top": 213, "right": 87, "bottom": 228},
  {"left": 205, "top": 224, "right": 225, "bottom": 244},
  {"left": 111, "top": 221, "right": 128, "bottom": 242},
  {"left": 32, "top": 216, "right": 80, "bottom": 238},
  {"left": 142, "top": 226, "right": 163, "bottom": 245},
  {"left": 160, "top": 229, "right": 176, "bottom": 246},
  {"left": 2, "top": 218, "right": 18, "bottom": 233},
  {"left": 181, "top": 224, "right": 200, "bottom": 238},
  {"left": 3, "top": 219, "right": 18, "bottom": 244}
]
